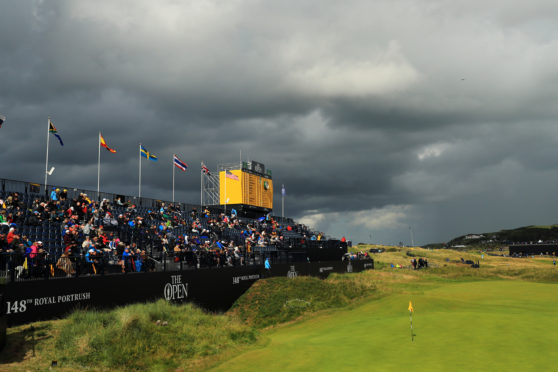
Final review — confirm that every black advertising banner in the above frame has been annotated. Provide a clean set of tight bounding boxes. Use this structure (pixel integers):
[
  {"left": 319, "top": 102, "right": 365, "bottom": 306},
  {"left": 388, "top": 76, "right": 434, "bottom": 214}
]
[
  {"left": 0, "top": 290, "right": 5, "bottom": 350},
  {"left": 3, "top": 260, "right": 373, "bottom": 327},
  {"left": 266, "top": 262, "right": 309, "bottom": 278},
  {"left": 4, "top": 266, "right": 261, "bottom": 326}
]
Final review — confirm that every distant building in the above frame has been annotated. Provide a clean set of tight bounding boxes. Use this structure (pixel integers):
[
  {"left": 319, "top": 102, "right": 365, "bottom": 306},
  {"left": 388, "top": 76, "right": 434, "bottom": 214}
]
[{"left": 465, "top": 234, "right": 485, "bottom": 240}]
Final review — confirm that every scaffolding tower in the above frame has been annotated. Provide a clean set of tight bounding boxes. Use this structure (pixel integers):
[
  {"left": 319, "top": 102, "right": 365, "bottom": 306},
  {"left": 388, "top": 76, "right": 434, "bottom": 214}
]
[{"left": 201, "top": 162, "right": 239, "bottom": 207}]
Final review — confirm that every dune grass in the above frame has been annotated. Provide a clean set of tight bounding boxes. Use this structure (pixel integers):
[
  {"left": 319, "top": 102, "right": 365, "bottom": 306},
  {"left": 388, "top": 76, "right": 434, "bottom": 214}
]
[
  {"left": 229, "top": 275, "right": 375, "bottom": 329},
  {"left": 1, "top": 301, "right": 258, "bottom": 372}
]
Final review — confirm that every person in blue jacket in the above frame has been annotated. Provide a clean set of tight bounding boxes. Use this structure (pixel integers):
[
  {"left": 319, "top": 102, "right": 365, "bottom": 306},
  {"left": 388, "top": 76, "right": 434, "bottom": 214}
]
[
  {"left": 50, "top": 188, "right": 59, "bottom": 201},
  {"left": 264, "top": 257, "right": 271, "bottom": 277},
  {"left": 85, "top": 248, "right": 95, "bottom": 274},
  {"left": 122, "top": 247, "right": 132, "bottom": 272}
]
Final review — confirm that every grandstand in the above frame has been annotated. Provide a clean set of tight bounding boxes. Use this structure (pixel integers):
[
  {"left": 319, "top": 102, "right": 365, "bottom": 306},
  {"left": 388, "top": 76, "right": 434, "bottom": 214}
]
[
  {"left": 0, "top": 176, "right": 373, "bottom": 336},
  {"left": 0, "top": 177, "right": 351, "bottom": 281}
]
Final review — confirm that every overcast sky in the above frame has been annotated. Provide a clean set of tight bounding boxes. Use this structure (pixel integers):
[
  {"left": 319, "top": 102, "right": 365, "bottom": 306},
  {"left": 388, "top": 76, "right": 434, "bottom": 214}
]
[{"left": 2, "top": 0, "right": 558, "bottom": 245}]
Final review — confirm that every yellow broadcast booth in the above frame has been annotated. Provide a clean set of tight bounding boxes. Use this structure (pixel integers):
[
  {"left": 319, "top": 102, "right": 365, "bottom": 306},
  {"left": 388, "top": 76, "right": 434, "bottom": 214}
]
[{"left": 219, "top": 162, "right": 273, "bottom": 211}]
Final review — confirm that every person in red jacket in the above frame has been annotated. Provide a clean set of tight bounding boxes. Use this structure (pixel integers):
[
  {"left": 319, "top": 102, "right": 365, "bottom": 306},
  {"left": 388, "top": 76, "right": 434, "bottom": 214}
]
[{"left": 7, "top": 227, "right": 19, "bottom": 246}]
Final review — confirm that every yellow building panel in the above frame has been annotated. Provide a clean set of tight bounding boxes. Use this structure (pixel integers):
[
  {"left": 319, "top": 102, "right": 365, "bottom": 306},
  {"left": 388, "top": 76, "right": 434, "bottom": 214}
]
[
  {"left": 262, "top": 178, "right": 273, "bottom": 209},
  {"left": 220, "top": 170, "right": 273, "bottom": 209},
  {"left": 219, "top": 170, "right": 243, "bottom": 205}
]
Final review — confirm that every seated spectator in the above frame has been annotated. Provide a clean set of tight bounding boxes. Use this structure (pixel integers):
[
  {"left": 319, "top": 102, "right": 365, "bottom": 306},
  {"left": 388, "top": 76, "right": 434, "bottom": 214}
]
[
  {"left": 7, "top": 227, "right": 19, "bottom": 247},
  {"left": 0, "top": 209, "right": 8, "bottom": 225},
  {"left": 27, "top": 211, "right": 41, "bottom": 226},
  {"left": 0, "top": 233, "right": 7, "bottom": 252}
]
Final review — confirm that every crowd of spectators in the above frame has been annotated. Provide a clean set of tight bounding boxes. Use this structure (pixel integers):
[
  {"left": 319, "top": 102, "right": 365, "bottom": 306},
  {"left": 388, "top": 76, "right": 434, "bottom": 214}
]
[{"left": 1, "top": 187, "right": 333, "bottom": 280}]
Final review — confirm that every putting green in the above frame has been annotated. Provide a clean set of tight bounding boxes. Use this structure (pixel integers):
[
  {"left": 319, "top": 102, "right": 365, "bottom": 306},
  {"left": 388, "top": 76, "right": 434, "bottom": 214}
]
[{"left": 211, "top": 281, "right": 558, "bottom": 371}]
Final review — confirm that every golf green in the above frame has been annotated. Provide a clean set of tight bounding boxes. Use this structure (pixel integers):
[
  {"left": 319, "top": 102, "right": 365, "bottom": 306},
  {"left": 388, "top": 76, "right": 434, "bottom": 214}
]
[{"left": 210, "top": 280, "right": 558, "bottom": 371}]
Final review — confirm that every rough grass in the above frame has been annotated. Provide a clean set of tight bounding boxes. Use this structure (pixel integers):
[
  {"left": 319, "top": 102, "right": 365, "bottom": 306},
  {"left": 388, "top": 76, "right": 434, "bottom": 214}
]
[
  {"left": 1, "top": 301, "right": 258, "bottom": 372},
  {"left": 354, "top": 244, "right": 556, "bottom": 273},
  {"left": 229, "top": 274, "right": 375, "bottom": 329}
]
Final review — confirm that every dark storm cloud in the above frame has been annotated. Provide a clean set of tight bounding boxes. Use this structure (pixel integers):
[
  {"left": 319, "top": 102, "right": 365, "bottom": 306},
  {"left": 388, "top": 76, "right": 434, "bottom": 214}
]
[{"left": 2, "top": 0, "right": 558, "bottom": 244}]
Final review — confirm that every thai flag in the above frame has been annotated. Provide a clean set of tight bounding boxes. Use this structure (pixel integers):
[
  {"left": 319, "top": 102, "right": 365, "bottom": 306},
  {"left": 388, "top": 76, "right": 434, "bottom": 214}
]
[
  {"left": 201, "top": 162, "right": 211, "bottom": 176},
  {"left": 173, "top": 155, "right": 188, "bottom": 171}
]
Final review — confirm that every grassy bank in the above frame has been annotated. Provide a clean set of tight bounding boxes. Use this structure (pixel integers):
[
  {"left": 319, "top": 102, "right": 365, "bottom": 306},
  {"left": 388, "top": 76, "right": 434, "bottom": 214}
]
[
  {"left": 229, "top": 275, "right": 376, "bottom": 329},
  {"left": 1, "top": 301, "right": 257, "bottom": 372}
]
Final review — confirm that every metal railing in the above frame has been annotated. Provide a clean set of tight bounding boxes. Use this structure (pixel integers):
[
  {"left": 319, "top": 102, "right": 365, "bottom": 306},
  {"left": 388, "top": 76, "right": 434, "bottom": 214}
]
[
  {"left": 0, "top": 177, "right": 201, "bottom": 211},
  {"left": 0, "top": 241, "right": 334, "bottom": 282}
]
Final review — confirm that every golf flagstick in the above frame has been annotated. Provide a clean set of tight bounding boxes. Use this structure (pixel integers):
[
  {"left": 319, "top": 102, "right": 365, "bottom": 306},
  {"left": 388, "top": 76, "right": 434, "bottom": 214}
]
[{"left": 409, "top": 301, "right": 414, "bottom": 341}]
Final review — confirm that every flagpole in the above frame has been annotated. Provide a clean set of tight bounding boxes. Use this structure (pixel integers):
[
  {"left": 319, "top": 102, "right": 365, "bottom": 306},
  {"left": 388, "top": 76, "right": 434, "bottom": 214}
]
[
  {"left": 97, "top": 132, "right": 101, "bottom": 201},
  {"left": 224, "top": 171, "right": 227, "bottom": 215},
  {"left": 138, "top": 143, "right": 142, "bottom": 198},
  {"left": 409, "top": 301, "right": 414, "bottom": 342},
  {"left": 44, "top": 117, "right": 50, "bottom": 191},
  {"left": 172, "top": 154, "right": 175, "bottom": 203},
  {"left": 282, "top": 184, "right": 284, "bottom": 218},
  {"left": 410, "top": 310, "right": 413, "bottom": 342},
  {"left": 200, "top": 164, "right": 203, "bottom": 208}
]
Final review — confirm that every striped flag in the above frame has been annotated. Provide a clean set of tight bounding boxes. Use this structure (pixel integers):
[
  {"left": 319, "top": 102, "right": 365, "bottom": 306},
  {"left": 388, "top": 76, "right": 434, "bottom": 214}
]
[
  {"left": 173, "top": 154, "right": 188, "bottom": 171},
  {"left": 0, "top": 114, "right": 5, "bottom": 128},
  {"left": 201, "top": 162, "right": 211, "bottom": 176},
  {"left": 49, "top": 120, "right": 64, "bottom": 146},
  {"left": 100, "top": 133, "right": 116, "bottom": 153},
  {"left": 226, "top": 170, "right": 239, "bottom": 181}
]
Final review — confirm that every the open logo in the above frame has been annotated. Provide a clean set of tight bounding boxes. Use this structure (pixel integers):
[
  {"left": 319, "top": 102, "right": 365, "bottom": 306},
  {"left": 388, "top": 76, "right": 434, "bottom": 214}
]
[{"left": 164, "top": 274, "right": 188, "bottom": 302}]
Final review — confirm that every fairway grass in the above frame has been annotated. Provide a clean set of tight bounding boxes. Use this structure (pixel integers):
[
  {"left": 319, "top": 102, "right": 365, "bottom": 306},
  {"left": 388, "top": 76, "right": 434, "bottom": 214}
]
[{"left": 210, "top": 280, "right": 558, "bottom": 372}]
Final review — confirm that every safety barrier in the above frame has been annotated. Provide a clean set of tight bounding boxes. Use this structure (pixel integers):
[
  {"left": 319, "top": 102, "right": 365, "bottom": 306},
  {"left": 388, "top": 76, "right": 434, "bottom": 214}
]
[{"left": 2, "top": 259, "right": 373, "bottom": 327}]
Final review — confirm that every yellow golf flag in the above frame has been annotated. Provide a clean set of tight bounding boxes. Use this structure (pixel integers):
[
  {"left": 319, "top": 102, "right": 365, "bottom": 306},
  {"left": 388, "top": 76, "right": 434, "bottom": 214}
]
[
  {"left": 408, "top": 301, "right": 414, "bottom": 313},
  {"left": 23, "top": 257, "right": 28, "bottom": 270}
]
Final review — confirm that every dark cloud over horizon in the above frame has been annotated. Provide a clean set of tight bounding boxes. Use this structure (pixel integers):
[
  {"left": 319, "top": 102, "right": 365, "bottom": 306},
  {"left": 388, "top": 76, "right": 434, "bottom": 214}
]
[{"left": 2, "top": 0, "right": 558, "bottom": 245}]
